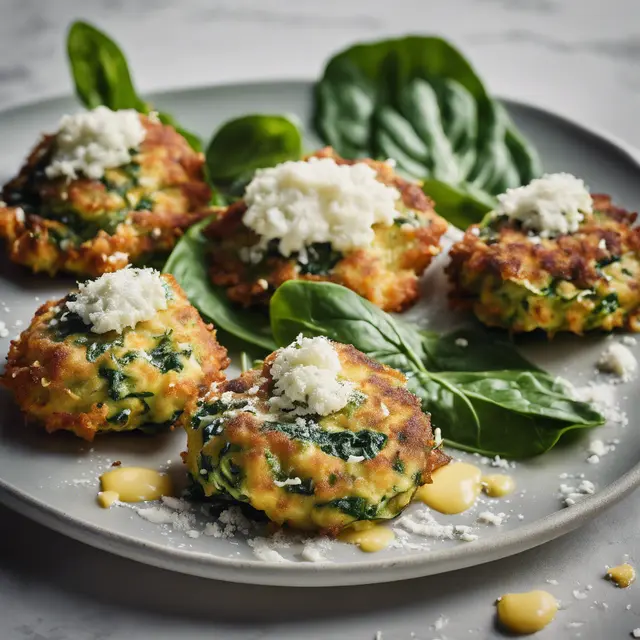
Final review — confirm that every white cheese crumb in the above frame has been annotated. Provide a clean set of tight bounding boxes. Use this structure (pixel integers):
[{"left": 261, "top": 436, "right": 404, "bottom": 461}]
[
  {"left": 46, "top": 106, "right": 145, "bottom": 180},
  {"left": 572, "top": 589, "right": 588, "bottom": 600},
  {"left": 622, "top": 336, "right": 637, "bottom": 346},
  {"left": 587, "top": 439, "right": 611, "bottom": 464},
  {"left": 433, "top": 616, "right": 449, "bottom": 631},
  {"left": 300, "top": 539, "right": 331, "bottom": 563},
  {"left": 477, "top": 511, "right": 505, "bottom": 526},
  {"left": 493, "top": 173, "right": 592, "bottom": 237},
  {"left": 574, "top": 383, "right": 628, "bottom": 425},
  {"left": 66, "top": 267, "right": 168, "bottom": 334},
  {"left": 346, "top": 455, "right": 366, "bottom": 463},
  {"left": 0, "top": 321, "right": 8, "bottom": 338},
  {"left": 546, "top": 579, "right": 559, "bottom": 585},
  {"left": 491, "top": 455, "right": 513, "bottom": 470},
  {"left": 14, "top": 208, "right": 25, "bottom": 223},
  {"left": 559, "top": 479, "right": 595, "bottom": 506},
  {"left": 454, "top": 337, "right": 468, "bottom": 348},
  {"left": 434, "top": 428, "right": 443, "bottom": 447},
  {"left": 597, "top": 343, "right": 638, "bottom": 381},
  {"left": 380, "top": 402, "right": 390, "bottom": 417},
  {"left": 273, "top": 477, "right": 302, "bottom": 487},
  {"left": 269, "top": 335, "right": 354, "bottom": 416},
  {"left": 248, "top": 537, "right": 290, "bottom": 563},
  {"left": 136, "top": 507, "right": 174, "bottom": 525},
  {"left": 633, "top": 629, "right": 640, "bottom": 639},
  {"left": 242, "top": 157, "right": 399, "bottom": 259}
]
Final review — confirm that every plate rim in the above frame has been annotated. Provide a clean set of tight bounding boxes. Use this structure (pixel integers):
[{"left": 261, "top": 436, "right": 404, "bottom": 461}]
[{"left": 1, "top": 80, "right": 639, "bottom": 587}]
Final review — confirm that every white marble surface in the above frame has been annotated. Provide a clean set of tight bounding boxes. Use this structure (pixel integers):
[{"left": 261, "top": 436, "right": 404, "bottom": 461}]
[{"left": 1, "top": 1, "right": 639, "bottom": 638}]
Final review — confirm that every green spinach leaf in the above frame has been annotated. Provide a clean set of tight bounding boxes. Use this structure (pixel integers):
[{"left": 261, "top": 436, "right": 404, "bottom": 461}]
[
  {"left": 421, "top": 179, "right": 495, "bottom": 229},
  {"left": 67, "top": 21, "right": 201, "bottom": 151},
  {"left": 270, "top": 280, "right": 604, "bottom": 458},
  {"left": 314, "top": 36, "right": 541, "bottom": 225},
  {"left": 163, "top": 217, "right": 277, "bottom": 352},
  {"left": 206, "top": 114, "right": 303, "bottom": 197}
]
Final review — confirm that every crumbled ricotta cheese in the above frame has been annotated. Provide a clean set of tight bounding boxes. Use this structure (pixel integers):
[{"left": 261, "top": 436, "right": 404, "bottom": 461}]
[
  {"left": 632, "top": 628, "right": 640, "bottom": 638},
  {"left": 587, "top": 439, "right": 611, "bottom": 464},
  {"left": 494, "top": 173, "right": 592, "bottom": 238},
  {"left": 434, "top": 428, "right": 443, "bottom": 447},
  {"left": 559, "top": 479, "right": 595, "bottom": 506},
  {"left": 477, "top": 511, "right": 505, "bottom": 526},
  {"left": 248, "top": 537, "right": 290, "bottom": 563},
  {"left": 242, "top": 157, "right": 399, "bottom": 260},
  {"left": 0, "top": 321, "right": 8, "bottom": 338},
  {"left": 46, "top": 106, "right": 146, "bottom": 180},
  {"left": 597, "top": 342, "right": 638, "bottom": 381},
  {"left": 574, "top": 383, "right": 628, "bottom": 425},
  {"left": 269, "top": 335, "right": 354, "bottom": 416},
  {"left": 66, "top": 267, "right": 167, "bottom": 334}
]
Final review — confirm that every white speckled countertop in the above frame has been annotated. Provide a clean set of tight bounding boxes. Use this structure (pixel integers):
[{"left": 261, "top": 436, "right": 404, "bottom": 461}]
[{"left": 0, "top": 1, "right": 639, "bottom": 638}]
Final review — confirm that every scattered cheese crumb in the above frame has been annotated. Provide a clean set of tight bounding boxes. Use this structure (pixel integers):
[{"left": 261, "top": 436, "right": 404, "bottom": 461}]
[
  {"left": 455, "top": 337, "right": 468, "bottom": 348},
  {"left": 242, "top": 157, "right": 399, "bottom": 259},
  {"left": 559, "top": 480, "right": 595, "bottom": 506},
  {"left": 621, "top": 336, "right": 637, "bottom": 347},
  {"left": 493, "top": 173, "right": 591, "bottom": 237},
  {"left": 46, "top": 106, "right": 145, "bottom": 180},
  {"left": 0, "top": 321, "right": 8, "bottom": 338},
  {"left": 248, "top": 537, "right": 290, "bottom": 563},
  {"left": 269, "top": 335, "right": 354, "bottom": 416},
  {"left": 633, "top": 629, "right": 640, "bottom": 639},
  {"left": 477, "top": 511, "right": 505, "bottom": 526},
  {"left": 66, "top": 267, "right": 168, "bottom": 334},
  {"left": 434, "top": 428, "right": 443, "bottom": 447},
  {"left": 597, "top": 343, "right": 638, "bottom": 381}
]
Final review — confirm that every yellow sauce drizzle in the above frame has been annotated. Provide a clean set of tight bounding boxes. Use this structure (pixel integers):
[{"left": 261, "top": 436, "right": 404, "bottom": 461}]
[
  {"left": 414, "top": 462, "right": 482, "bottom": 514},
  {"left": 606, "top": 563, "right": 636, "bottom": 588},
  {"left": 482, "top": 474, "right": 516, "bottom": 498},
  {"left": 338, "top": 524, "right": 395, "bottom": 552},
  {"left": 97, "top": 490, "right": 120, "bottom": 509},
  {"left": 497, "top": 590, "right": 558, "bottom": 635},
  {"left": 99, "top": 467, "right": 173, "bottom": 503}
]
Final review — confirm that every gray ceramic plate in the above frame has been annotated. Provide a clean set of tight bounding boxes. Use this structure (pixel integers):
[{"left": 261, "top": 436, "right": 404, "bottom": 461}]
[{"left": 0, "top": 81, "right": 639, "bottom": 587}]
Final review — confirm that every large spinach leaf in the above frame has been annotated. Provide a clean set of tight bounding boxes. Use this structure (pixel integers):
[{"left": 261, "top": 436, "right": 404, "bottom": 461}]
[
  {"left": 270, "top": 281, "right": 604, "bottom": 458},
  {"left": 67, "top": 21, "right": 201, "bottom": 151},
  {"left": 314, "top": 36, "right": 541, "bottom": 225},
  {"left": 206, "top": 114, "right": 303, "bottom": 199},
  {"left": 163, "top": 217, "right": 277, "bottom": 352}
]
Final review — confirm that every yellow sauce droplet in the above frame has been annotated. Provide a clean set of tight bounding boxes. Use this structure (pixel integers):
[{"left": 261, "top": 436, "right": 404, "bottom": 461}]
[
  {"left": 482, "top": 474, "right": 516, "bottom": 498},
  {"left": 414, "top": 462, "right": 482, "bottom": 514},
  {"left": 338, "top": 524, "right": 395, "bottom": 553},
  {"left": 497, "top": 590, "right": 558, "bottom": 635},
  {"left": 606, "top": 563, "right": 636, "bottom": 588},
  {"left": 99, "top": 467, "right": 173, "bottom": 503},
  {"left": 97, "top": 490, "right": 120, "bottom": 508}
]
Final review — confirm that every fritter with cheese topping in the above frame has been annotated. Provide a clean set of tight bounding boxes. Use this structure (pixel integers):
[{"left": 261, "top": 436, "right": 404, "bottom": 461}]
[
  {"left": 2, "top": 274, "right": 228, "bottom": 440},
  {"left": 0, "top": 114, "right": 210, "bottom": 277},
  {"left": 183, "top": 339, "right": 449, "bottom": 534},
  {"left": 447, "top": 194, "right": 640, "bottom": 334},
  {"left": 204, "top": 147, "right": 448, "bottom": 312}
]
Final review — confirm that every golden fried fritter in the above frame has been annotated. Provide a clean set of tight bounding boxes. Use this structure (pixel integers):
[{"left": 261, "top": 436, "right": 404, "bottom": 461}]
[
  {"left": 204, "top": 148, "right": 448, "bottom": 312},
  {"left": 0, "top": 115, "right": 210, "bottom": 277},
  {"left": 2, "top": 275, "right": 229, "bottom": 441},
  {"left": 447, "top": 195, "right": 640, "bottom": 334},
  {"left": 183, "top": 341, "right": 449, "bottom": 534}
]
